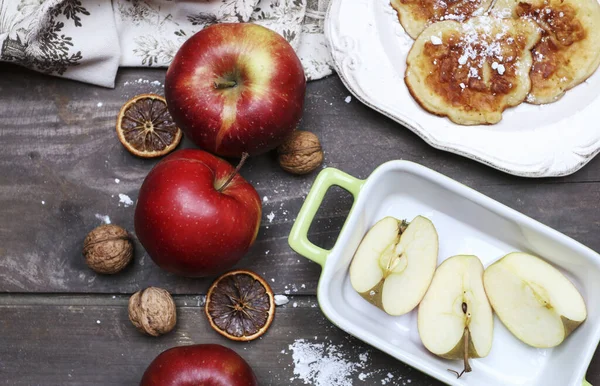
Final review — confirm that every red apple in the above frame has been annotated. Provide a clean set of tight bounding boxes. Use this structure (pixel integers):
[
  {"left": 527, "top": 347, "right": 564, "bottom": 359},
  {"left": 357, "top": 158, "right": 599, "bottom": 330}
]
[
  {"left": 140, "top": 344, "right": 258, "bottom": 386},
  {"left": 134, "top": 149, "right": 261, "bottom": 277},
  {"left": 165, "top": 23, "right": 306, "bottom": 157}
]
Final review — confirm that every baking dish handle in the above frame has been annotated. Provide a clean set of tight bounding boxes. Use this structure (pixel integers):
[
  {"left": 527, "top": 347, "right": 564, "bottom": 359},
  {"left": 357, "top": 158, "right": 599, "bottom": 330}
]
[{"left": 288, "top": 168, "right": 364, "bottom": 267}]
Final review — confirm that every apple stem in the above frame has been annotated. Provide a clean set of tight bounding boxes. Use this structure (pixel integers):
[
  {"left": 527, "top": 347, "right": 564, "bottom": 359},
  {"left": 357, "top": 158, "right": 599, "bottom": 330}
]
[
  {"left": 399, "top": 220, "right": 409, "bottom": 233},
  {"left": 462, "top": 327, "right": 472, "bottom": 375},
  {"left": 217, "top": 152, "right": 249, "bottom": 192},
  {"left": 448, "top": 303, "right": 473, "bottom": 379},
  {"left": 214, "top": 80, "right": 237, "bottom": 89}
]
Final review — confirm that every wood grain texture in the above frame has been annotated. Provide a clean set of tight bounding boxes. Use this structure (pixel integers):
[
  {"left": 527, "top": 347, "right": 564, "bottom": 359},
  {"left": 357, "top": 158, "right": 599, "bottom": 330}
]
[
  {"left": 0, "top": 294, "right": 598, "bottom": 385},
  {"left": 0, "top": 295, "right": 436, "bottom": 386},
  {"left": 1, "top": 63, "right": 599, "bottom": 294},
  {"left": 1, "top": 63, "right": 600, "bottom": 385}
]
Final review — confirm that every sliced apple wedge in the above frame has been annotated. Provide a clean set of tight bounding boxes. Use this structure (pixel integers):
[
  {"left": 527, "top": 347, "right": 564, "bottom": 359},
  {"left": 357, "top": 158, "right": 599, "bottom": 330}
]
[
  {"left": 349, "top": 216, "right": 438, "bottom": 316},
  {"left": 483, "top": 252, "right": 587, "bottom": 348},
  {"left": 418, "top": 255, "right": 493, "bottom": 378}
]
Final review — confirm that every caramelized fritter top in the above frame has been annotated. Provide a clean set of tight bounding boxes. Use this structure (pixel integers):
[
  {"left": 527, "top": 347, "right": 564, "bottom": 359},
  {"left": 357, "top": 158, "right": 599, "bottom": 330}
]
[
  {"left": 516, "top": 3, "right": 587, "bottom": 95},
  {"left": 397, "top": 0, "right": 485, "bottom": 24},
  {"left": 420, "top": 26, "right": 532, "bottom": 112}
]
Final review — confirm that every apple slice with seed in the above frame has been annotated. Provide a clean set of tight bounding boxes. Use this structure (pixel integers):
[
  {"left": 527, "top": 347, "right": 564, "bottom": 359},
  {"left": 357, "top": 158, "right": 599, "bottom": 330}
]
[
  {"left": 418, "top": 255, "right": 493, "bottom": 378},
  {"left": 349, "top": 216, "right": 438, "bottom": 316},
  {"left": 483, "top": 252, "right": 587, "bottom": 348}
]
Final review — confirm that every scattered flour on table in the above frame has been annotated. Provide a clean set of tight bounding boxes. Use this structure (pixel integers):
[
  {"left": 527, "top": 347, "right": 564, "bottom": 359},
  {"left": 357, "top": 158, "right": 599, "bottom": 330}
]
[
  {"left": 95, "top": 214, "right": 111, "bottom": 224},
  {"left": 381, "top": 372, "right": 394, "bottom": 384},
  {"left": 114, "top": 178, "right": 120, "bottom": 184},
  {"left": 289, "top": 340, "right": 372, "bottom": 386},
  {"left": 123, "top": 79, "right": 163, "bottom": 87},
  {"left": 97, "top": 102, "right": 103, "bottom": 107},
  {"left": 41, "top": 200, "right": 45, "bottom": 205},
  {"left": 274, "top": 294, "right": 289, "bottom": 306},
  {"left": 118, "top": 193, "right": 134, "bottom": 207},
  {"left": 267, "top": 211, "right": 275, "bottom": 222},
  {"left": 345, "top": 96, "right": 352, "bottom": 103},
  {"left": 284, "top": 283, "right": 301, "bottom": 295},
  {"left": 263, "top": 196, "right": 268, "bottom": 203}
]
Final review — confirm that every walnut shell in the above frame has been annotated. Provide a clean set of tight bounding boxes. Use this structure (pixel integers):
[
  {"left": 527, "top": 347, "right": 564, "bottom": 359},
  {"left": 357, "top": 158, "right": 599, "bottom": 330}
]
[
  {"left": 83, "top": 224, "right": 133, "bottom": 274},
  {"left": 128, "top": 287, "right": 177, "bottom": 336},
  {"left": 277, "top": 131, "right": 324, "bottom": 175}
]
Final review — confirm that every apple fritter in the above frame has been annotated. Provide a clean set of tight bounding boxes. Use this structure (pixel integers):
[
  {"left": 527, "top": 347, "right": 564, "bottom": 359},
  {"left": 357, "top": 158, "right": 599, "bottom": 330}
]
[
  {"left": 405, "top": 16, "right": 542, "bottom": 125},
  {"left": 391, "top": 0, "right": 493, "bottom": 39},
  {"left": 492, "top": 0, "right": 600, "bottom": 104}
]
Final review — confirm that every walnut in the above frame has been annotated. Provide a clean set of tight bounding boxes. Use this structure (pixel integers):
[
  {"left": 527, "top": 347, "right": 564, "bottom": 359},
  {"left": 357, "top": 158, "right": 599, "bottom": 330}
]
[
  {"left": 83, "top": 224, "right": 133, "bottom": 274},
  {"left": 277, "top": 131, "right": 324, "bottom": 175},
  {"left": 128, "top": 287, "right": 177, "bottom": 336}
]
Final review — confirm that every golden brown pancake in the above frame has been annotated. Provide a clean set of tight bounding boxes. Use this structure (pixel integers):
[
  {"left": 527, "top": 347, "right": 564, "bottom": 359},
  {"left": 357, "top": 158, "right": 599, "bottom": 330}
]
[
  {"left": 492, "top": 0, "right": 600, "bottom": 104},
  {"left": 391, "top": 0, "right": 493, "bottom": 39},
  {"left": 405, "top": 16, "right": 542, "bottom": 125}
]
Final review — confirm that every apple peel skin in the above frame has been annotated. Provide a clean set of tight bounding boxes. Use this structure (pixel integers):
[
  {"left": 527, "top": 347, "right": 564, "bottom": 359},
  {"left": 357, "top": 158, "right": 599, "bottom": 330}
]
[
  {"left": 165, "top": 23, "right": 306, "bottom": 157},
  {"left": 134, "top": 149, "right": 262, "bottom": 277},
  {"left": 483, "top": 252, "right": 587, "bottom": 348},
  {"left": 140, "top": 344, "right": 258, "bottom": 386}
]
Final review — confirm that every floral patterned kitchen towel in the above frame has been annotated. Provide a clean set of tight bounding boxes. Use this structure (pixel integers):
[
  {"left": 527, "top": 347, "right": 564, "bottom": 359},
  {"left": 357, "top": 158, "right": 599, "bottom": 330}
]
[
  {"left": 115, "top": 0, "right": 333, "bottom": 81},
  {"left": 0, "top": 0, "right": 121, "bottom": 87},
  {"left": 0, "top": 0, "right": 332, "bottom": 87}
]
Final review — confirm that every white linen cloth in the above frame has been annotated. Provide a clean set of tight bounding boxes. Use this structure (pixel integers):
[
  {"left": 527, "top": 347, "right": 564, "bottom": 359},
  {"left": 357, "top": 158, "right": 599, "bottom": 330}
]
[{"left": 0, "top": 0, "right": 332, "bottom": 88}]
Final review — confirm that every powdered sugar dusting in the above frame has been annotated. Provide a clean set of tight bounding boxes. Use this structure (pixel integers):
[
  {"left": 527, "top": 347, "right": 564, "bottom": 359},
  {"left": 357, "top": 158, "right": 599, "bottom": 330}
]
[
  {"left": 494, "top": 7, "right": 513, "bottom": 18},
  {"left": 289, "top": 340, "right": 379, "bottom": 385},
  {"left": 118, "top": 194, "right": 134, "bottom": 207},
  {"left": 123, "top": 78, "right": 163, "bottom": 87},
  {"left": 440, "top": 13, "right": 467, "bottom": 21},
  {"left": 274, "top": 295, "right": 289, "bottom": 306},
  {"left": 457, "top": 17, "right": 511, "bottom": 81},
  {"left": 94, "top": 214, "right": 111, "bottom": 224},
  {"left": 381, "top": 372, "right": 395, "bottom": 384},
  {"left": 430, "top": 35, "right": 443, "bottom": 45},
  {"left": 290, "top": 340, "right": 355, "bottom": 385}
]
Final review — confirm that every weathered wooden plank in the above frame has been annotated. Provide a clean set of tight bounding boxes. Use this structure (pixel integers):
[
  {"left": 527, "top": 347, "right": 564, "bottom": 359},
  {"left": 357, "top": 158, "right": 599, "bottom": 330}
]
[
  {"left": 1, "top": 294, "right": 599, "bottom": 385},
  {"left": 0, "top": 64, "right": 599, "bottom": 294},
  {"left": 0, "top": 295, "right": 440, "bottom": 386}
]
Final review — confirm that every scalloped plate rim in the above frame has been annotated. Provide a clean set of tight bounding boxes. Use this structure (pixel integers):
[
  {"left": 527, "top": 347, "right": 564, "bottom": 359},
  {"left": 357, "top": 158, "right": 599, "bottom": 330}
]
[{"left": 325, "top": 0, "right": 600, "bottom": 178}]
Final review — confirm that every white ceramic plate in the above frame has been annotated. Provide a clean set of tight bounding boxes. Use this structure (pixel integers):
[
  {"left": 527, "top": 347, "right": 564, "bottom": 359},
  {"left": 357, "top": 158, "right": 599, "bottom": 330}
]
[
  {"left": 325, "top": 0, "right": 600, "bottom": 177},
  {"left": 289, "top": 162, "right": 600, "bottom": 385}
]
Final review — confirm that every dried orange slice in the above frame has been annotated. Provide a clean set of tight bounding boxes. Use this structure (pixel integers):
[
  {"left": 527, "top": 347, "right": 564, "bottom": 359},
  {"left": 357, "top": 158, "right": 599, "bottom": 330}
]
[
  {"left": 116, "top": 94, "right": 182, "bottom": 158},
  {"left": 205, "top": 270, "right": 275, "bottom": 342}
]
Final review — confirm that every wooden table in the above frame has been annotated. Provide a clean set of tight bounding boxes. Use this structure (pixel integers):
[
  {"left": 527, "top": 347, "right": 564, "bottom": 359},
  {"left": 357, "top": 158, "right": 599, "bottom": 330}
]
[{"left": 1, "top": 62, "right": 599, "bottom": 385}]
